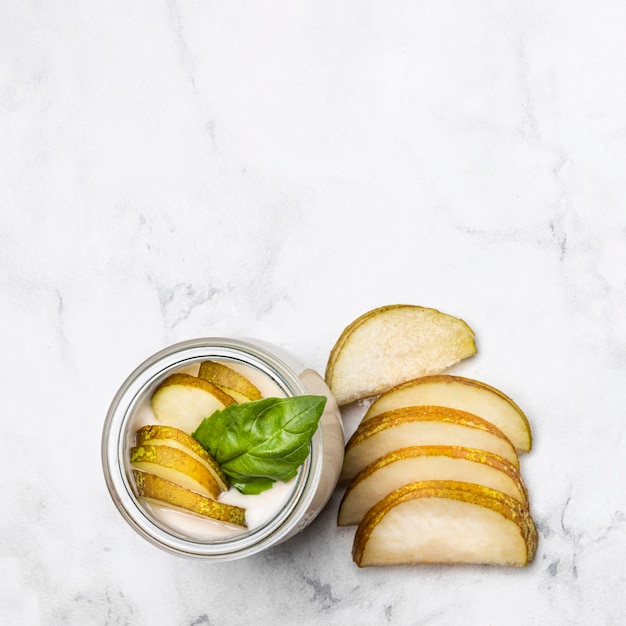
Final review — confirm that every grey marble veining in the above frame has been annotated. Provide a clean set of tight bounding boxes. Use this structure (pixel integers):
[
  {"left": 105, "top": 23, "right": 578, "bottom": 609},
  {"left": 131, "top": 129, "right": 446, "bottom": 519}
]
[{"left": 1, "top": 1, "right": 625, "bottom": 624}]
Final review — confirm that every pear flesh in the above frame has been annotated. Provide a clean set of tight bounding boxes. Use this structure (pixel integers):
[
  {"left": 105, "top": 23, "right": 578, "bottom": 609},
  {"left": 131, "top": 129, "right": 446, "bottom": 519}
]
[
  {"left": 133, "top": 470, "right": 246, "bottom": 527},
  {"left": 325, "top": 305, "right": 476, "bottom": 405},
  {"left": 150, "top": 372, "right": 236, "bottom": 434},
  {"left": 338, "top": 445, "right": 528, "bottom": 526},
  {"left": 341, "top": 406, "right": 519, "bottom": 482},
  {"left": 352, "top": 481, "right": 537, "bottom": 567},
  {"left": 364, "top": 375, "right": 532, "bottom": 453}
]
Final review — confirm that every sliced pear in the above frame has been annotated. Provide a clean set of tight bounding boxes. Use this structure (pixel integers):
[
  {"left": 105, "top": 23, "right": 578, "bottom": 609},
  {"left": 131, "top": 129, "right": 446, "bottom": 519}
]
[
  {"left": 325, "top": 305, "right": 476, "bottom": 405},
  {"left": 150, "top": 372, "right": 236, "bottom": 433},
  {"left": 352, "top": 480, "right": 537, "bottom": 567},
  {"left": 130, "top": 444, "right": 223, "bottom": 499},
  {"left": 197, "top": 360, "right": 263, "bottom": 404},
  {"left": 135, "top": 424, "right": 228, "bottom": 492},
  {"left": 133, "top": 470, "right": 246, "bottom": 527},
  {"left": 364, "top": 375, "right": 531, "bottom": 453},
  {"left": 341, "top": 406, "right": 518, "bottom": 481},
  {"left": 338, "top": 445, "right": 528, "bottom": 526}
]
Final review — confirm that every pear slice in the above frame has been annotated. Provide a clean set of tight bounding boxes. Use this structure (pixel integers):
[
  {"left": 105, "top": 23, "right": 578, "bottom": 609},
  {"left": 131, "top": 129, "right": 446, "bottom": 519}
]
[
  {"left": 352, "top": 480, "right": 537, "bottom": 567},
  {"left": 198, "top": 361, "right": 263, "bottom": 403},
  {"left": 133, "top": 470, "right": 246, "bottom": 527},
  {"left": 135, "top": 424, "right": 229, "bottom": 492},
  {"left": 341, "top": 406, "right": 518, "bottom": 481},
  {"left": 364, "top": 375, "right": 532, "bottom": 453},
  {"left": 130, "top": 444, "right": 223, "bottom": 499},
  {"left": 150, "top": 372, "right": 236, "bottom": 434},
  {"left": 338, "top": 445, "right": 528, "bottom": 526},
  {"left": 325, "top": 305, "right": 476, "bottom": 405}
]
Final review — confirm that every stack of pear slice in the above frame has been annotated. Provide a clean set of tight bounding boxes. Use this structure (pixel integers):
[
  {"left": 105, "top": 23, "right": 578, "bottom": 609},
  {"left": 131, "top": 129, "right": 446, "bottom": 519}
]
[
  {"left": 338, "top": 375, "right": 537, "bottom": 567},
  {"left": 130, "top": 424, "right": 247, "bottom": 527}
]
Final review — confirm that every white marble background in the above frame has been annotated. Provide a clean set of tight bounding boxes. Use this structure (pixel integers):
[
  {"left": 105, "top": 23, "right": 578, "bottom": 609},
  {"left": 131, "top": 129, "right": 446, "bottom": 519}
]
[{"left": 1, "top": 1, "right": 625, "bottom": 624}]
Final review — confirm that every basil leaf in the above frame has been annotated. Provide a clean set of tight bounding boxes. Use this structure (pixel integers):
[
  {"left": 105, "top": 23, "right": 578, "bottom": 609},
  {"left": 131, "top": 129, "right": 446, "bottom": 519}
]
[
  {"left": 192, "top": 395, "right": 326, "bottom": 494},
  {"left": 229, "top": 476, "right": 276, "bottom": 495}
]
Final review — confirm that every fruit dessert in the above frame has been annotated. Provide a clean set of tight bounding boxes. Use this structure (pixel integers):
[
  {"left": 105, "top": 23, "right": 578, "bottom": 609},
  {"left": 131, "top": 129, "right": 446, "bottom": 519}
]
[{"left": 129, "top": 360, "right": 326, "bottom": 540}]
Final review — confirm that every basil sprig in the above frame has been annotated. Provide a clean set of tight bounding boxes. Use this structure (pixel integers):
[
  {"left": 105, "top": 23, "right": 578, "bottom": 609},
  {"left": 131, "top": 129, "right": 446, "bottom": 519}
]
[{"left": 192, "top": 395, "right": 326, "bottom": 495}]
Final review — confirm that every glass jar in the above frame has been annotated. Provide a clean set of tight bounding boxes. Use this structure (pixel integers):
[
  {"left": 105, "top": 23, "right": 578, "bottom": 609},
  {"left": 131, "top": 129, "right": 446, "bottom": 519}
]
[{"left": 101, "top": 337, "right": 344, "bottom": 560}]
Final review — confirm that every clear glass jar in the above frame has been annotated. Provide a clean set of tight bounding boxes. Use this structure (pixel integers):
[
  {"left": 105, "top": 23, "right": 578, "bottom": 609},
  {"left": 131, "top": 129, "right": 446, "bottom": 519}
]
[{"left": 101, "top": 338, "right": 344, "bottom": 560}]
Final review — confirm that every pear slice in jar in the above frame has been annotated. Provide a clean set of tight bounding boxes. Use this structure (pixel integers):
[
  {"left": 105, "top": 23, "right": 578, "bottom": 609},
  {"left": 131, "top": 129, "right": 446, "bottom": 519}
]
[
  {"left": 130, "top": 444, "right": 224, "bottom": 499},
  {"left": 338, "top": 445, "right": 528, "bottom": 526},
  {"left": 352, "top": 480, "right": 537, "bottom": 567},
  {"left": 135, "top": 424, "right": 229, "bottom": 492},
  {"left": 198, "top": 361, "right": 263, "bottom": 404},
  {"left": 151, "top": 372, "right": 236, "bottom": 434},
  {"left": 133, "top": 471, "right": 246, "bottom": 527}
]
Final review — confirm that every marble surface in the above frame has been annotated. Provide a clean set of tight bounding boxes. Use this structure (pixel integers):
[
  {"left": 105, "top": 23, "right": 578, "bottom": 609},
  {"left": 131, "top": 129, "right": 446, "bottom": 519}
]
[{"left": 2, "top": 1, "right": 625, "bottom": 624}]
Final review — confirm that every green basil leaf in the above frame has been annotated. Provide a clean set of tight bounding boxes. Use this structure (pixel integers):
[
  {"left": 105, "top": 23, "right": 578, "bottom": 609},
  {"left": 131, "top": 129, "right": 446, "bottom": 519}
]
[
  {"left": 192, "top": 395, "right": 326, "bottom": 494},
  {"left": 230, "top": 476, "right": 276, "bottom": 495}
]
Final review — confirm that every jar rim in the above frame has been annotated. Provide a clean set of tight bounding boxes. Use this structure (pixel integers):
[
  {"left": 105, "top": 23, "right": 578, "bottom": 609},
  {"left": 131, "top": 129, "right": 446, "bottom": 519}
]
[{"left": 101, "top": 337, "right": 324, "bottom": 560}]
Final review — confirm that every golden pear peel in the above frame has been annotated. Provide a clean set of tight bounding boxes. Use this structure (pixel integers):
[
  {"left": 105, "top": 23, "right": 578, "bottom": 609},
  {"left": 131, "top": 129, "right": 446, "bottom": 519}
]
[{"left": 198, "top": 361, "right": 263, "bottom": 403}]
